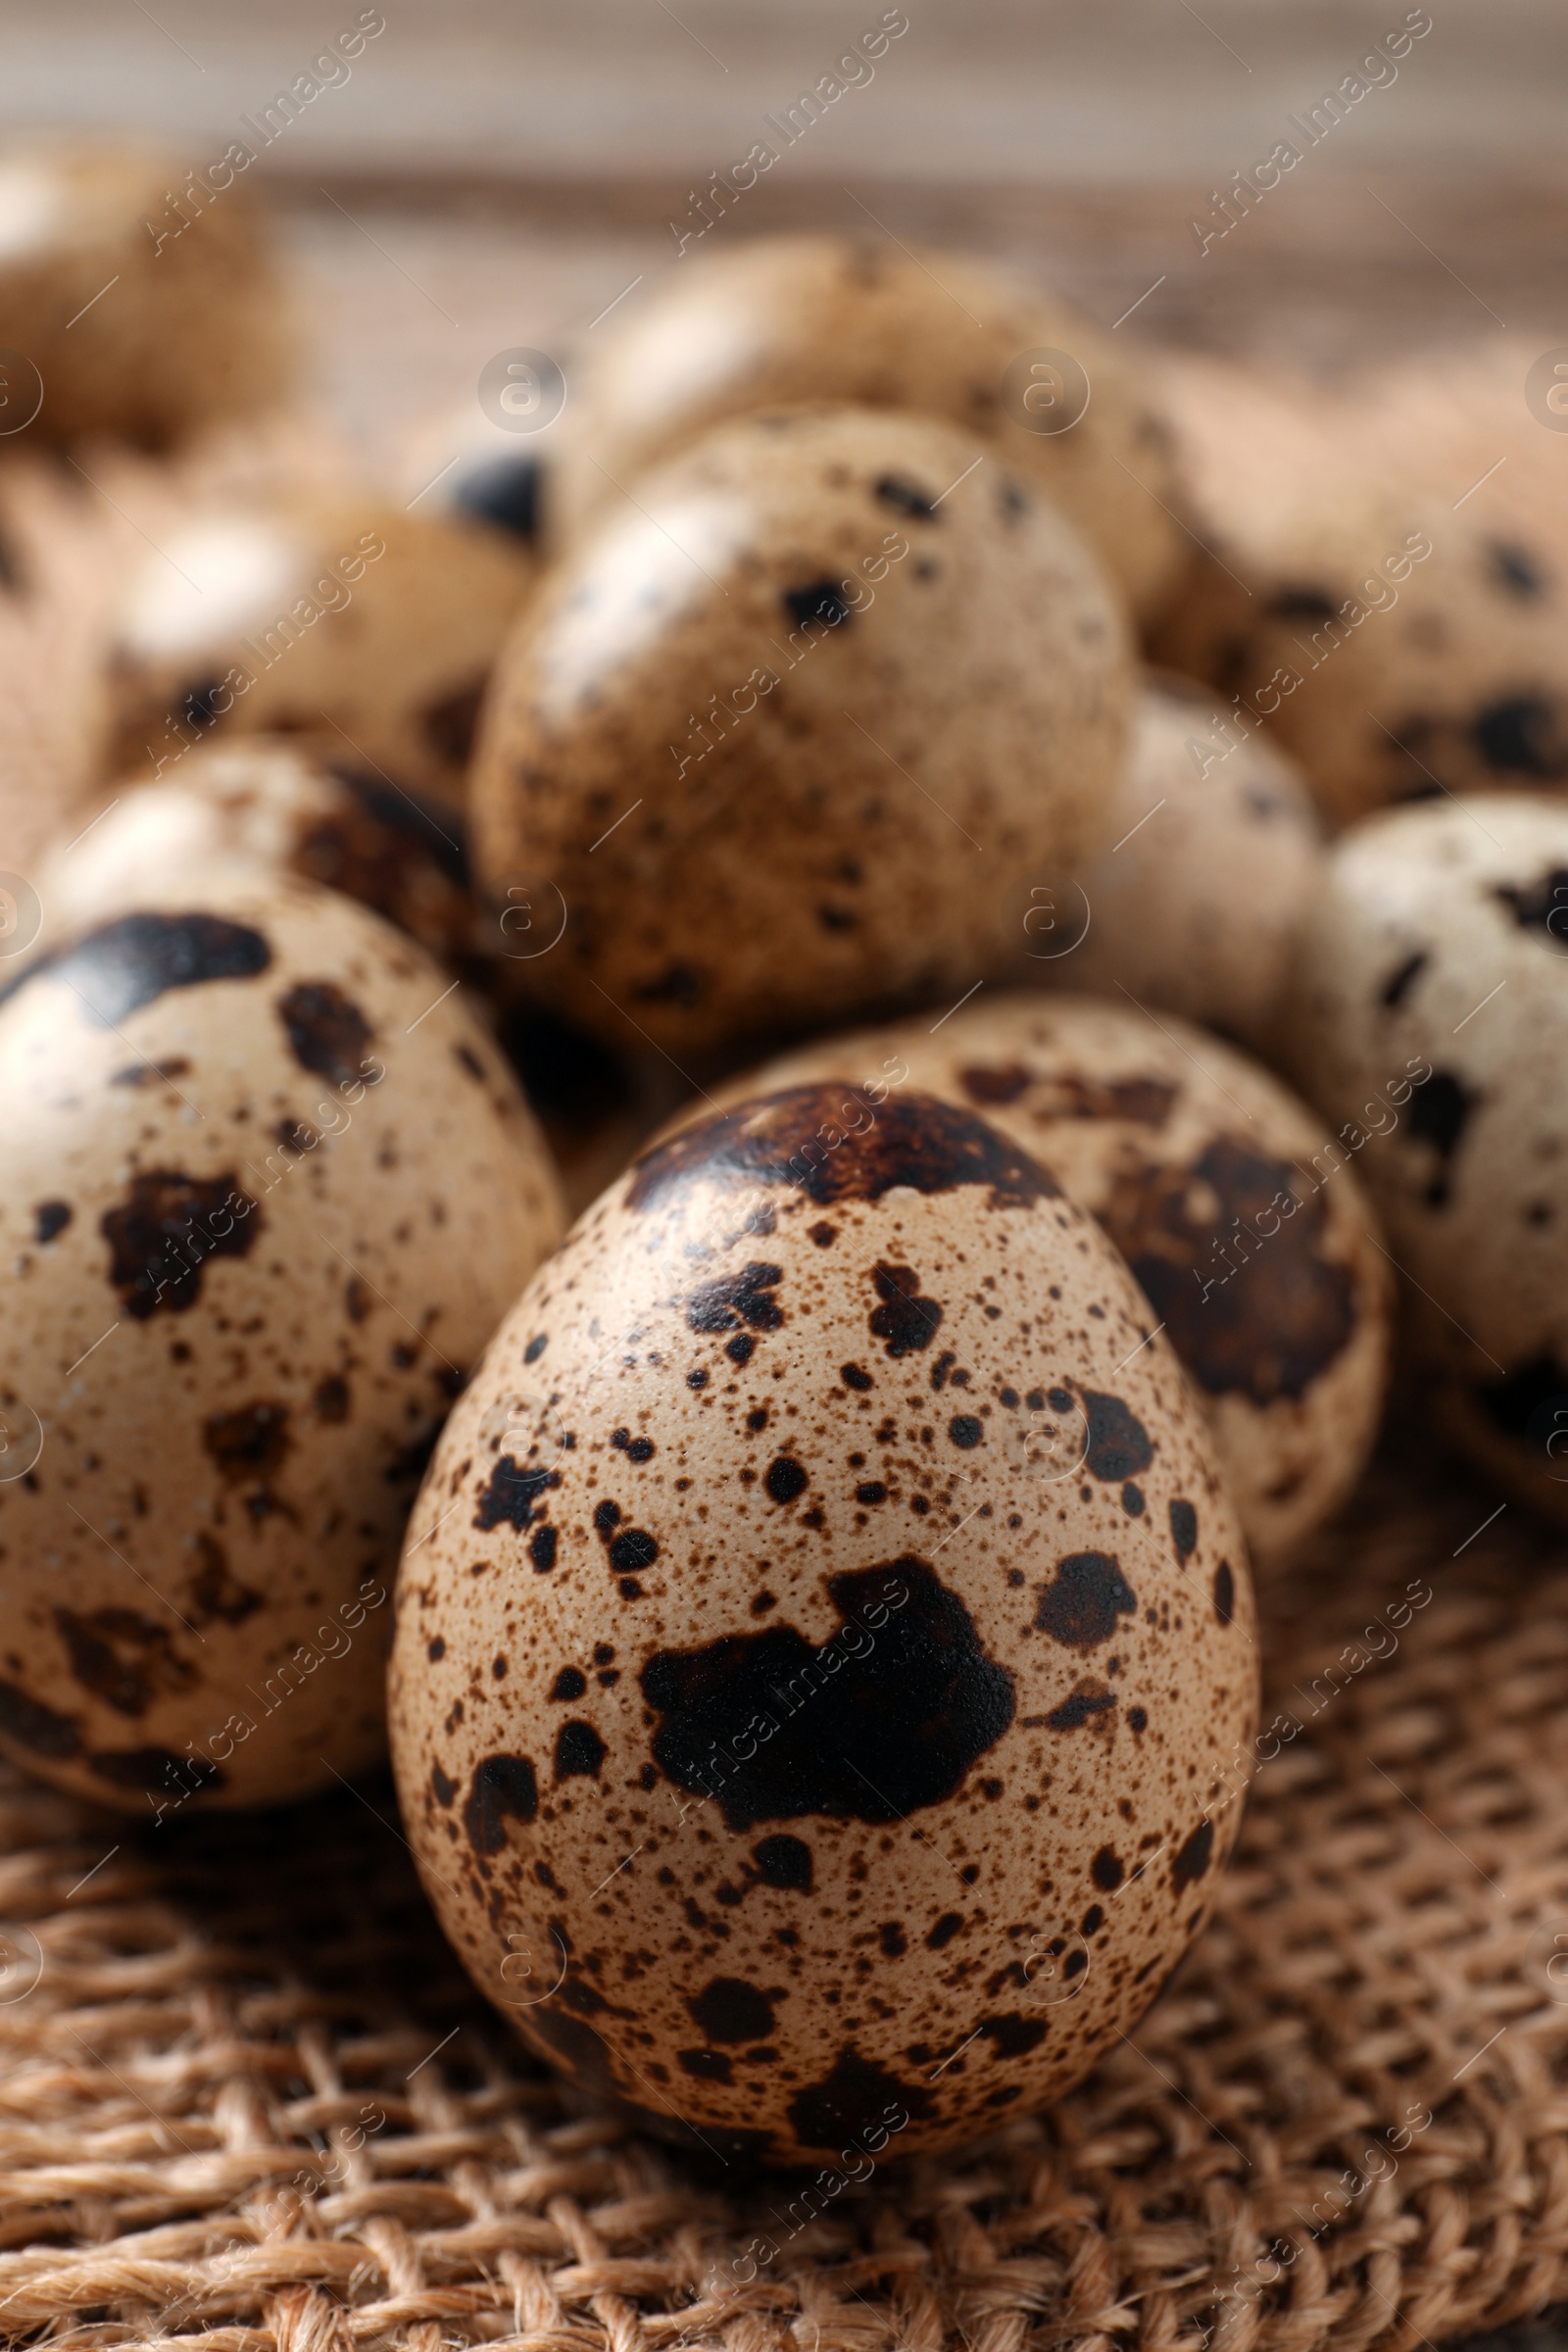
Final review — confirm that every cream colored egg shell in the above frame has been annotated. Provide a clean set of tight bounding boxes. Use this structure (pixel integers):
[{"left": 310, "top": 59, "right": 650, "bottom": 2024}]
[
  {"left": 36, "top": 738, "right": 480, "bottom": 972},
  {"left": 0, "top": 873, "right": 564, "bottom": 1810},
  {"left": 1286, "top": 792, "right": 1568, "bottom": 1522},
  {"left": 1057, "top": 675, "right": 1323, "bottom": 1053},
  {"left": 390, "top": 1085, "right": 1257, "bottom": 2165},
  {"left": 674, "top": 995, "right": 1391, "bottom": 1565}
]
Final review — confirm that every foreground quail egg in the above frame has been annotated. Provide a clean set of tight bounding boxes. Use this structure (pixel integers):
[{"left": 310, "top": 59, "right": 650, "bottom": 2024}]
[
  {"left": 0, "top": 139, "right": 289, "bottom": 448},
  {"left": 1152, "top": 356, "right": 1568, "bottom": 827},
  {"left": 37, "top": 737, "right": 477, "bottom": 971},
  {"left": 0, "top": 871, "right": 564, "bottom": 1810},
  {"left": 1287, "top": 793, "right": 1568, "bottom": 1524},
  {"left": 551, "top": 233, "right": 1184, "bottom": 618},
  {"left": 1053, "top": 675, "right": 1324, "bottom": 1052},
  {"left": 678, "top": 997, "right": 1390, "bottom": 1563},
  {"left": 471, "top": 404, "right": 1133, "bottom": 1058},
  {"left": 104, "top": 501, "right": 536, "bottom": 814},
  {"left": 390, "top": 1084, "right": 1257, "bottom": 2164}
]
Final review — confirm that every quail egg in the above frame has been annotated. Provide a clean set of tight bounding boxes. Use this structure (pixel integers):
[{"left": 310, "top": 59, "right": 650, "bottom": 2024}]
[
  {"left": 390, "top": 1082, "right": 1257, "bottom": 2163},
  {"left": 551, "top": 233, "right": 1183, "bottom": 618},
  {"left": 103, "top": 501, "right": 536, "bottom": 815},
  {"left": 1287, "top": 792, "right": 1568, "bottom": 1524},
  {"left": 0, "top": 138, "right": 290, "bottom": 448},
  {"left": 470, "top": 404, "right": 1133, "bottom": 1058},
  {"left": 0, "top": 870, "right": 564, "bottom": 1810},
  {"left": 1047, "top": 675, "right": 1324, "bottom": 1052}
]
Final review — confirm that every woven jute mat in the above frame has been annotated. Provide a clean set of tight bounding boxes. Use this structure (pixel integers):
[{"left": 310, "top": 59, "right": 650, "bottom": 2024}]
[{"left": 1, "top": 1428, "right": 1566, "bottom": 2352}]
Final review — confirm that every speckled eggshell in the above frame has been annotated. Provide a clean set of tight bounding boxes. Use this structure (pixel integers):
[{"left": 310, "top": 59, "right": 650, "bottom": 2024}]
[
  {"left": 672, "top": 997, "right": 1391, "bottom": 1564},
  {"left": 551, "top": 234, "right": 1184, "bottom": 619},
  {"left": 470, "top": 404, "right": 1133, "bottom": 1059},
  {"left": 1151, "top": 355, "right": 1568, "bottom": 828},
  {"left": 104, "top": 502, "right": 537, "bottom": 814},
  {"left": 390, "top": 1085, "right": 1257, "bottom": 2165},
  {"left": 0, "top": 141, "right": 290, "bottom": 448},
  {"left": 1286, "top": 792, "right": 1568, "bottom": 1524},
  {"left": 36, "top": 738, "right": 479, "bottom": 972},
  {"left": 0, "top": 872, "right": 564, "bottom": 1811},
  {"left": 1053, "top": 674, "right": 1324, "bottom": 1053}
]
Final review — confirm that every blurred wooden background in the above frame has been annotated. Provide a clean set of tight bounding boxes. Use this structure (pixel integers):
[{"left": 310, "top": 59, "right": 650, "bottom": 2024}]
[{"left": 4, "top": 1, "right": 1567, "bottom": 459}]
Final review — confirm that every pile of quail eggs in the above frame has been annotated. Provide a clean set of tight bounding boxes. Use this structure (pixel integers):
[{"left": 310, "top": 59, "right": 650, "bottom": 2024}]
[{"left": 0, "top": 142, "right": 1558, "bottom": 2169}]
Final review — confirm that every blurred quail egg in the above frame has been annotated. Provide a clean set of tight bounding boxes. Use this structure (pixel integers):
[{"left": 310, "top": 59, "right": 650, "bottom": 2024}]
[
  {"left": 552, "top": 233, "right": 1183, "bottom": 618},
  {"left": 1051, "top": 674, "right": 1324, "bottom": 1052},
  {"left": 0, "top": 138, "right": 289, "bottom": 448},
  {"left": 104, "top": 501, "right": 536, "bottom": 814},
  {"left": 1152, "top": 356, "right": 1568, "bottom": 827}
]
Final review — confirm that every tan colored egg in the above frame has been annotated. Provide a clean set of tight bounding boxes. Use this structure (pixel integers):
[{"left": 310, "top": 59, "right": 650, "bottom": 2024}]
[
  {"left": 36, "top": 737, "right": 478, "bottom": 971},
  {"left": 0, "top": 871, "right": 564, "bottom": 1811},
  {"left": 1151, "top": 355, "right": 1568, "bottom": 828},
  {"left": 552, "top": 234, "right": 1183, "bottom": 618},
  {"left": 389, "top": 1085, "right": 1257, "bottom": 2164},
  {"left": 471, "top": 404, "right": 1133, "bottom": 1058},
  {"left": 1286, "top": 792, "right": 1568, "bottom": 1525},
  {"left": 674, "top": 996, "right": 1390, "bottom": 1564},
  {"left": 0, "top": 139, "right": 290, "bottom": 448},
  {"left": 103, "top": 502, "right": 536, "bottom": 815},
  {"left": 1048, "top": 674, "right": 1324, "bottom": 1052}
]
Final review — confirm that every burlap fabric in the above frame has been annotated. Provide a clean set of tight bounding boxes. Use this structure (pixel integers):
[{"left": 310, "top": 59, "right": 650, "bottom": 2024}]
[{"left": 0, "top": 1427, "right": 1564, "bottom": 2352}]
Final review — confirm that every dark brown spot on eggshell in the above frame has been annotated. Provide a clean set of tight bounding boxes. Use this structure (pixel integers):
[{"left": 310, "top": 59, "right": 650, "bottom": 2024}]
[
  {"left": 640, "top": 1558, "right": 1014, "bottom": 1831},
  {"left": 1080, "top": 1391, "right": 1153, "bottom": 1481},
  {"left": 1172, "top": 1818, "right": 1215, "bottom": 1892},
  {"left": 0, "top": 910, "right": 270, "bottom": 1024},
  {"left": 189, "top": 1534, "right": 262, "bottom": 1626},
  {"left": 204, "top": 1401, "right": 290, "bottom": 1485},
  {"left": 1092, "top": 1844, "right": 1125, "bottom": 1890},
  {"left": 277, "top": 979, "right": 374, "bottom": 1086},
  {"left": 33, "top": 1200, "right": 72, "bottom": 1244},
  {"left": 689, "top": 1977, "right": 781, "bottom": 2042},
  {"left": 1034, "top": 1552, "right": 1137, "bottom": 1650},
  {"left": 474, "top": 1456, "right": 558, "bottom": 1532},
  {"left": 1046, "top": 1682, "right": 1117, "bottom": 1731},
  {"left": 463, "top": 1753, "right": 539, "bottom": 1854},
  {"left": 55, "top": 1607, "right": 196, "bottom": 1717},
  {"left": 100, "top": 1171, "right": 260, "bottom": 1319},
  {"left": 687, "top": 1262, "right": 784, "bottom": 1338},
  {"left": 752, "top": 1834, "right": 812, "bottom": 1889},
  {"left": 627, "top": 1086, "right": 1058, "bottom": 1213},
  {"left": 555, "top": 1719, "right": 607, "bottom": 1779},
  {"left": 1102, "top": 1140, "right": 1356, "bottom": 1403},
  {"left": 788, "top": 2044, "right": 936, "bottom": 2149},
  {"left": 868, "top": 1261, "right": 944, "bottom": 1357}
]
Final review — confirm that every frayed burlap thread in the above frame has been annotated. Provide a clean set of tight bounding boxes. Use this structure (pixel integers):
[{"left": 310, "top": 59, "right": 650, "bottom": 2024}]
[{"left": 0, "top": 1439, "right": 1566, "bottom": 2352}]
